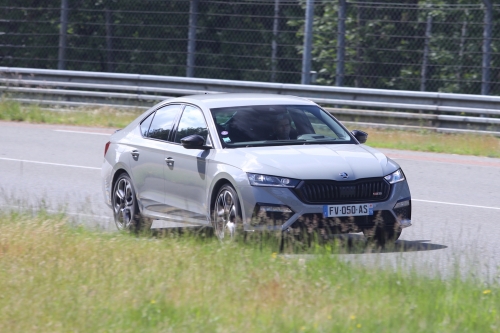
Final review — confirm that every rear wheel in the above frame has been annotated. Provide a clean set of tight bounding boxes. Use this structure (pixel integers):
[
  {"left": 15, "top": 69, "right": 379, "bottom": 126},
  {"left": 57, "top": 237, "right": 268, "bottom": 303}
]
[
  {"left": 212, "top": 184, "right": 242, "bottom": 240},
  {"left": 112, "top": 173, "right": 151, "bottom": 232}
]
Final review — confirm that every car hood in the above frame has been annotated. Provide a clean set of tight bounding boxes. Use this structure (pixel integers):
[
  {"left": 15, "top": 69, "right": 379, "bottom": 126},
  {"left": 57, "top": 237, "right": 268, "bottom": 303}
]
[{"left": 216, "top": 144, "right": 399, "bottom": 181}]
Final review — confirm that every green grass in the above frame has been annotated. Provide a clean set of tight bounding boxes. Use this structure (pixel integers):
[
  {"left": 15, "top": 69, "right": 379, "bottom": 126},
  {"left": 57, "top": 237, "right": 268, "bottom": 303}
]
[
  {"left": 1, "top": 100, "right": 499, "bottom": 158},
  {"left": 0, "top": 211, "right": 498, "bottom": 332},
  {"left": 358, "top": 127, "right": 500, "bottom": 158},
  {"left": 0, "top": 99, "right": 142, "bottom": 128}
]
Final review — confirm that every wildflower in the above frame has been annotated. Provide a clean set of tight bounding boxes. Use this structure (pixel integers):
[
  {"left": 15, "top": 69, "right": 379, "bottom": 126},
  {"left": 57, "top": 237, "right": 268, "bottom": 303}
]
[
  {"left": 483, "top": 289, "right": 492, "bottom": 295},
  {"left": 271, "top": 252, "right": 277, "bottom": 259},
  {"left": 300, "top": 326, "right": 306, "bottom": 331},
  {"left": 357, "top": 324, "right": 362, "bottom": 328},
  {"left": 350, "top": 315, "right": 356, "bottom": 320},
  {"left": 150, "top": 299, "right": 156, "bottom": 304},
  {"left": 328, "top": 315, "right": 332, "bottom": 320}
]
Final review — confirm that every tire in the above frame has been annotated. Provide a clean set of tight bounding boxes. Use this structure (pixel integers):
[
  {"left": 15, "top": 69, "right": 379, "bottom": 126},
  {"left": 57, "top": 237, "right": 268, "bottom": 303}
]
[
  {"left": 363, "top": 225, "right": 401, "bottom": 247},
  {"left": 112, "top": 173, "right": 151, "bottom": 233},
  {"left": 212, "top": 184, "right": 242, "bottom": 240}
]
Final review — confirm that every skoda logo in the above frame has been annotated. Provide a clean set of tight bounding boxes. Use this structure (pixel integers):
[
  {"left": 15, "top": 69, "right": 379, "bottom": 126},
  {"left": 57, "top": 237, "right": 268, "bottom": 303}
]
[{"left": 339, "top": 172, "right": 349, "bottom": 179}]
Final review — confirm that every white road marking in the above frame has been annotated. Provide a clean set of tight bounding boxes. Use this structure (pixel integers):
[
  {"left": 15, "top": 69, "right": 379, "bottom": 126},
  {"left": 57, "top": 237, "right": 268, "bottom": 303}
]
[
  {"left": 0, "top": 204, "right": 111, "bottom": 220},
  {"left": 0, "top": 157, "right": 100, "bottom": 170},
  {"left": 413, "top": 199, "right": 500, "bottom": 210},
  {"left": 55, "top": 129, "right": 111, "bottom": 136},
  {"left": 2, "top": 156, "right": 498, "bottom": 212}
]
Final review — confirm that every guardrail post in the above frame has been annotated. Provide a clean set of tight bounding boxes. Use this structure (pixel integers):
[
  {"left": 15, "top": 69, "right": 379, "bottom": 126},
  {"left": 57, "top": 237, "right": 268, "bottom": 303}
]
[
  {"left": 58, "top": 0, "right": 69, "bottom": 70},
  {"left": 301, "top": 0, "right": 314, "bottom": 85},
  {"left": 355, "top": 3, "right": 365, "bottom": 88},
  {"left": 335, "top": 0, "right": 346, "bottom": 87},
  {"left": 186, "top": 0, "right": 199, "bottom": 78},
  {"left": 271, "top": 0, "right": 280, "bottom": 82},
  {"left": 456, "top": 12, "right": 468, "bottom": 92},
  {"left": 420, "top": 14, "right": 432, "bottom": 92},
  {"left": 105, "top": 6, "right": 114, "bottom": 72},
  {"left": 481, "top": 0, "right": 492, "bottom": 96}
]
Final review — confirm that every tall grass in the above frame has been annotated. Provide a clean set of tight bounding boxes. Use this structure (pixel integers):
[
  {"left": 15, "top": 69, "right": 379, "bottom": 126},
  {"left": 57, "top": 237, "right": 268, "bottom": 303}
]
[{"left": 0, "top": 211, "right": 498, "bottom": 332}]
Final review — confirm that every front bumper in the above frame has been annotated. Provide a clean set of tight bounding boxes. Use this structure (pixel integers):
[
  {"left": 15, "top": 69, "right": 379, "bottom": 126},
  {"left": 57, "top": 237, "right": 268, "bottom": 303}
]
[{"left": 237, "top": 179, "right": 412, "bottom": 232}]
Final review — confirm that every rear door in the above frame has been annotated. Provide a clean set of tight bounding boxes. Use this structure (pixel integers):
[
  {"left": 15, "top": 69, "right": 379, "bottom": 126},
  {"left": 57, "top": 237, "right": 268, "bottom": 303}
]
[{"left": 129, "top": 104, "right": 183, "bottom": 213}]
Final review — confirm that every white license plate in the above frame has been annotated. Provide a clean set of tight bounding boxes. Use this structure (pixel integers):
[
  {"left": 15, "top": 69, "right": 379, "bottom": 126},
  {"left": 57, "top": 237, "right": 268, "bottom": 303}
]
[{"left": 323, "top": 204, "right": 374, "bottom": 218}]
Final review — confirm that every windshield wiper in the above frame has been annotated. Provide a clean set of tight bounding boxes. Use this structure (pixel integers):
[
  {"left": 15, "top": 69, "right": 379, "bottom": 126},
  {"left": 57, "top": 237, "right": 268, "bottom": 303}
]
[
  {"left": 223, "top": 139, "right": 348, "bottom": 148},
  {"left": 300, "top": 139, "right": 347, "bottom": 145}
]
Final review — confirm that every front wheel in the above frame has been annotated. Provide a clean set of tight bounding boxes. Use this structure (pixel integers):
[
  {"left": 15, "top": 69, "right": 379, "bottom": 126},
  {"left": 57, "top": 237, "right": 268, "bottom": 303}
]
[
  {"left": 112, "top": 173, "right": 150, "bottom": 232},
  {"left": 212, "top": 184, "right": 242, "bottom": 240}
]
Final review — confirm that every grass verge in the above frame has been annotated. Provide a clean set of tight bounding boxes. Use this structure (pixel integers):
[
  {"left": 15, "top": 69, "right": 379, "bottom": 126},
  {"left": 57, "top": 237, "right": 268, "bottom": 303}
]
[
  {"left": 0, "top": 99, "right": 142, "bottom": 128},
  {"left": 357, "top": 127, "right": 500, "bottom": 158},
  {"left": 1, "top": 100, "right": 499, "bottom": 158},
  {"left": 0, "top": 211, "right": 498, "bottom": 332}
]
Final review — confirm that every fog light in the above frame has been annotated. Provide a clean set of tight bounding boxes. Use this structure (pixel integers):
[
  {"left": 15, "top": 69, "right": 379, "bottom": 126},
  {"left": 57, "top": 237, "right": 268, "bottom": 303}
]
[
  {"left": 394, "top": 200, "right": 410, "bottom": 209},
  {"left": 252, "top": 204, "right": 294, "bottom": 226},
  {"left": 259, "top": 206, "right": 293, "bottom": 214},
  {"left": 393, "top": 198, "right": 412, "bottom": 228}
]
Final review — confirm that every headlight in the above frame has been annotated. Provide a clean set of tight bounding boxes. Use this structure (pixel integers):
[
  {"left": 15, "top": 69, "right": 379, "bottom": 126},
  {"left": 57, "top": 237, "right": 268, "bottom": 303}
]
[
  {"left": 384, "top": 169, "right": 405, "bottom": 184},
  {"left": 247, "top": 173, "right": 300, "bottom": 188}
]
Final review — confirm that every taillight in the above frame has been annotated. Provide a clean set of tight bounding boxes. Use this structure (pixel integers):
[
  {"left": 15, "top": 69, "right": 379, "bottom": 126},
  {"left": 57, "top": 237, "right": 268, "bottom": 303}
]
[{"left": 104, "top": 141, "right": 111, "bottom": 157}]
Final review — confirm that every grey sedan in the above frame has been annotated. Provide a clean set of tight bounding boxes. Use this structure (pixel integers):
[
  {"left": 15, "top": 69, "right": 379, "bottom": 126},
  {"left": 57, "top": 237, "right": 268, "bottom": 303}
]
[{"left": 102, "top": 94, "right": 411, "bottom": 244}]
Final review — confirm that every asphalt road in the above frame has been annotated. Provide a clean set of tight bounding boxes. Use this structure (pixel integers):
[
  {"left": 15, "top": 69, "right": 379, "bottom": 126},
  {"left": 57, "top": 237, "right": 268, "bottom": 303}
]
[{"left": 1, "top": 121, "right": 499, "bottom": 280}]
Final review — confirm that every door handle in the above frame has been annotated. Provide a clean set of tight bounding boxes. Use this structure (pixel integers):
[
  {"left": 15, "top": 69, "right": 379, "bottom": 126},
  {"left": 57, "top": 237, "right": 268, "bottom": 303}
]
[
  {"left": 165, "top": 157, "right": 174, "bottom": 166},
  {"left": 131, "top": 150, "right": 140, "bottom": 158}
]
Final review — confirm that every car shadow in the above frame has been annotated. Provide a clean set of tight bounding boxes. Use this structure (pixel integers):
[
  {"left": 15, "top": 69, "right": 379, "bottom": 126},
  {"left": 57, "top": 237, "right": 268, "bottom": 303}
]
[
  {"left": 319, "top": 234, "right": 447, "bottom": 254},
  {"left": 150, "top": 227, "right": 447, "bottom": 254}
]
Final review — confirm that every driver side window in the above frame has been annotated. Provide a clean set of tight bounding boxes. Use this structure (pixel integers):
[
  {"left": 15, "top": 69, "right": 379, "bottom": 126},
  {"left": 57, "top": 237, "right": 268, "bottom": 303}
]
[
  {"left": 174, "top": 105, "right": 209, "bottom": 144},
  {"left": 146, "top": 104, "right": 183, "bottom": 141}
]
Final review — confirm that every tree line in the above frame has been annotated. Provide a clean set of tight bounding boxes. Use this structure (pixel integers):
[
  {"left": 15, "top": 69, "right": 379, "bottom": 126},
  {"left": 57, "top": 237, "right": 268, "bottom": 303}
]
[{"left": 1, "top": 0, "right": 499, "bottom": 95}]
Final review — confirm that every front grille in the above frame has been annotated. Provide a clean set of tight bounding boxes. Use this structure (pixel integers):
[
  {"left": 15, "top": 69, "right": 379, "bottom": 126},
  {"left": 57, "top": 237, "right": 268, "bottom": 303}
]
[{"left": 294, "top": 178, "right": 390, "bottom": 204}]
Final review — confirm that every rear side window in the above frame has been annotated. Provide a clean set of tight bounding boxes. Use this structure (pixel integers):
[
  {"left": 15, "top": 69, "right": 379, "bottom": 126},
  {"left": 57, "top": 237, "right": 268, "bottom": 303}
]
[
  {"left": 140, "top": 112, "right": 155, "bottom": 137},
  {"left": 146, "top": 104, "right": 183, "bottom": 141}
]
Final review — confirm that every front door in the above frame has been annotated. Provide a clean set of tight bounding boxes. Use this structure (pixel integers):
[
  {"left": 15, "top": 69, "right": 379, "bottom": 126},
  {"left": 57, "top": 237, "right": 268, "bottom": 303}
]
[{"left": 163, "top": 105, "right": 212, "bottom": 224}]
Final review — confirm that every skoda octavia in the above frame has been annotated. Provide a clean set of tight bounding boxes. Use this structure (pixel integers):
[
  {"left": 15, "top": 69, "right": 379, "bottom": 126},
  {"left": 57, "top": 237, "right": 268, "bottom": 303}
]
[{"left": 102, "top": 94, "right": 412, "bottom": 244}]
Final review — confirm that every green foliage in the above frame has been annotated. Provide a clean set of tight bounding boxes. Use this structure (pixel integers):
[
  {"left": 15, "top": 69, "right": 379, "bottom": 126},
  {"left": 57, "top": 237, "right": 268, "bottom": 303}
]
[
  {"left": 297, "top": 0, "right": 498, "bottom": 94},
  {"left": 1, "top": 1, "right": 500, "bottom": 92}
]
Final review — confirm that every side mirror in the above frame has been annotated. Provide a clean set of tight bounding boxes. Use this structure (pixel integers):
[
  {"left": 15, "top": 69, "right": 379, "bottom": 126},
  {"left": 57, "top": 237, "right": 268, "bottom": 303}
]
[
  {"left": 181, "top": 134, "right": 209, "bottom": 149},
  {"left": 351, "top": 130, "right": 368, "bottom": 144}
]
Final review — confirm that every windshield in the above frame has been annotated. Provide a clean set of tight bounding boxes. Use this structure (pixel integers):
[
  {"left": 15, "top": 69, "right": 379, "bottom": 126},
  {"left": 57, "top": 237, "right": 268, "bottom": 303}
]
[{"left": 210, "top": 104, "right": 355, "bottom": 147}]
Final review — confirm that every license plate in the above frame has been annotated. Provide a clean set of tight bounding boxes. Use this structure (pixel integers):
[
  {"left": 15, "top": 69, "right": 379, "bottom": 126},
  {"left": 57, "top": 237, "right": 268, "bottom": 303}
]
[{"left": 323, "top": 204, "right": 374, "bottom": 218}]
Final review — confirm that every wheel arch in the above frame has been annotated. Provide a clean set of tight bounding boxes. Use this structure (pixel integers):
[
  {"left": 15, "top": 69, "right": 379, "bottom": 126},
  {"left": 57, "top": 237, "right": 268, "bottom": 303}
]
[
  {"left": 209, "top": 176, "right": 247, "bottom": 220},
  {"left": 209, "top": 178, "right": 232, "bottom": 212},
  {"left": 110, "top": 168, "right": 129, "bottom": 201}
]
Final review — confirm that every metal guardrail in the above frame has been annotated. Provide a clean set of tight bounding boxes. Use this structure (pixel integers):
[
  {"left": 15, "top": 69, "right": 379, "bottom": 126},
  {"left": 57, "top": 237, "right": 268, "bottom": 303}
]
[{"left": 1, "top": 67, "right": 499, "bottom": 136}]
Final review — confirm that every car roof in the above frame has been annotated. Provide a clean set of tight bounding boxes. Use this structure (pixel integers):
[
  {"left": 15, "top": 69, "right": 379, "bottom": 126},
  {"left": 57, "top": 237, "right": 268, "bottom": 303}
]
[{"left": 169, "top": 93, "right": 316, "bottom": 109}]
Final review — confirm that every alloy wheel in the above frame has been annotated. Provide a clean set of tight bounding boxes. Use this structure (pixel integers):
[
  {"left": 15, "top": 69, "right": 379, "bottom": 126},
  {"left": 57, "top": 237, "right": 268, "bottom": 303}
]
[
  {"left": 213, "top": 187, "right": 238, "bottom": 240},
  {"left": 113, "top": 176, "right": 135, "bottom": 230}
]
